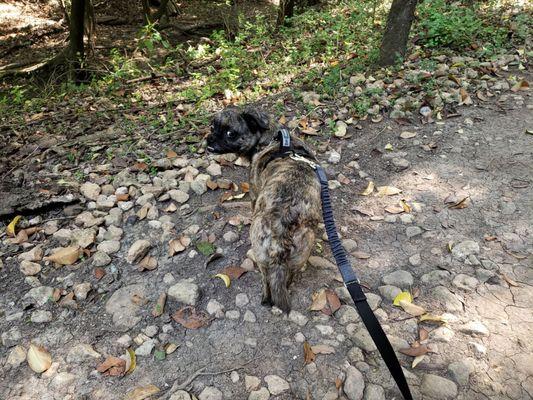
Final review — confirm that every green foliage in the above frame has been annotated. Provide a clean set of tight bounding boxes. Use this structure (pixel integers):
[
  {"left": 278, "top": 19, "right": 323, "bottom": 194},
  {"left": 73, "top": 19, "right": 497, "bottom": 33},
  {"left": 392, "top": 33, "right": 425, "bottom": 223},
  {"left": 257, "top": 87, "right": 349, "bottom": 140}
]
[
  {"left": 416, "top": 0, "right": 507, "bottom": 52},
  {"left": 196, "top": 241, "right": 215, "bottom": 256}
]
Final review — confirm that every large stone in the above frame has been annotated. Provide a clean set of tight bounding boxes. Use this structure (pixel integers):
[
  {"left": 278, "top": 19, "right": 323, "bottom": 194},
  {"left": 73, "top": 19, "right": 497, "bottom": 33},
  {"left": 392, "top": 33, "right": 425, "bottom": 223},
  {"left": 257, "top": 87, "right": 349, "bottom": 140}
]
[
  {"left": 97, "top": 240, "right": 121, "bottom": 254},
  {"left": 451, "top": 240, "right": 479, "bottom": 261},
  {"left": 448, "top": 358, "right": 475, "bottom": 386},
  {"left": 92, "top": 251, "right": 111, "bottom": 267},
  {"left": 378, "top": 285, "right": 401, "bottom": 301},
  {"left": 245, "top": 375, "right": 261, "bottom": 391},
  {"left": 344, "top": 365, "right": 365, "bottom": 400},
  {"left": 198, "top": 386, "right": 223, "bottom": 400},
  {"left": 420, "top": 374, "right": 458, "bottom": 399},
  {"left": 350, "top": 328, "right": 377, "bottom": 352},
  {"left": 452, "top": 274, "right": 479, "bottom": 291},
  {"left": 18, "top": 245, "right": 43, "bottom": 262},
  {"left": 168, "top": 280, "right": 200, "bottom": 305},
  {"left": 74, "top": 283, "right": 92, "bottom": 300},
  {"left": 406, "top": 226, "right": 423, "bottom": 238},
  {"left": 363, "top": 384, "right": 385, "bottom": 400},
  {"left": 22, "top": 286, "right": 54, "bottom": 307},
  {"left": 382, "top": 270, "right": 413, "bottom": 288},
  {"left": 264, "top": 375, "right": 289, "bottom": 395},
  {"left": 30, "top": 310, "right": 53, "bottom": 323},
  {"left": 191, "top": 174, "right": 210, "bottom": 195},
  {"left": 337, "top": 305, "right": 360, "bottom": 324},
  {"left": 126, "top": 240, "right": 151, "bottom": 264},
  {"left": 432, "top": 286, "right": 463, "bottom": 312},
  {"left": 19, "top": 260, "right": 41, "bottom": 276},
  {"left": 105, "top": 284, "right": 146, "bottom": 331},
  {"left": 170, "top": 391, "right": 191, "bottom": 400},
  {"left": 248, "top": 387, "right": 270, "bottom": 400},
  {"left": 168, "top": 189, "right": 190, "bottom": 204},
  {"left": 80, "top": 182, "right": 101, "bottom": 201},
  {"left": 421, "top": 270, "right": 451, "bottom": 286},
  {"left": 70, "top": 228, "right": 96, "bottom": 248},
  {"left": 7, "top": 345, "right": 27, "bottom": 367},
  {"left": 135, "top": 339, "right": 155, "bottom": 356},
  {"left": 1, "top": 327, "right": 22, "bottom": 347},
  {"left": 459, "top": 321, "right": 489, "bottom": 336},
  {"left": 206, "top": 299, "right": 225, "bottom": 318},
  {"left": 429, "top": 326, "right": 455, "bottom": 343},
  {"left": 67, "top": 343, "right": 101, "bottom": 363},
  {"left": 288, "top": 310, "right": 309, "bottom": 326}
]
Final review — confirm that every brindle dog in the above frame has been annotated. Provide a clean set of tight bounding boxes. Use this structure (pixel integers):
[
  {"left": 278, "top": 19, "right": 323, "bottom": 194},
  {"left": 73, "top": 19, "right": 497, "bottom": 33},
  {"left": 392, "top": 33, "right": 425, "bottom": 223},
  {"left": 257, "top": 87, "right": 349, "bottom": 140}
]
[{"left": 206, "top": 108, "right": 321, "bottom": 312}]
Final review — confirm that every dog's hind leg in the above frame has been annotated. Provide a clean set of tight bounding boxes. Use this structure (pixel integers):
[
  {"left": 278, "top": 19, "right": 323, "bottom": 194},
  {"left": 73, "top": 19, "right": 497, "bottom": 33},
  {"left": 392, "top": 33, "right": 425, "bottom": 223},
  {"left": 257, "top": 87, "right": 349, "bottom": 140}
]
[
  {"left": 269, "top": 263, "right": 290, "bottom": 313},
  {"left": 259, "top": 264, "right": 272, "bottom": 306}
]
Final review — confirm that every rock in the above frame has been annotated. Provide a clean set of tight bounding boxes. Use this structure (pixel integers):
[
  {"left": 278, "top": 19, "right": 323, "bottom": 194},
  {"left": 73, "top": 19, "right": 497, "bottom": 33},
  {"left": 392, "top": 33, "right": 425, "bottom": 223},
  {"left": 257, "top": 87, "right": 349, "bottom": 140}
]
[
  {"left": 432, "top": 286, "right": 463, "bottom": 312},
  {"left": 105, "top": 284, "right": 146, "bottom": 330},
  {"left": 206, "top": 299, "right": 225, "bottom": 318},
  {"left": 451, "top": 240, "right": 479, "bottom": 260},
  {"left": 80, "top": 182, "right": 101, "bottom": 201},
  {"left": 198, "top": 386, "right": 223, "bottom": 400},
  {"left": 67, "top": 344, "right": 101, "bottom": 363},
  {"left": 135, "top": 339, "right": 155, "bottom": 356},
  {"left": 104, "top": 225, "right": 123, "bottom": 241},
  {"left": 245, "top": 375, "right": 261, "bottom": 391},
  {"left": 170, "top": 390, "right": 192, "bottom": 400},
  {"left": 97, "top": 240, "right": 121, "bottom": 254},
  {"left": 308, "top": 256, "right": 336, "bottom": 270},
  {"left": 143, "top": 325, "right": 158, "bottom": 338},
  {"left": 19, "top": 260, "right": 41, "bottom": 276},
  {"left": 248, "top": 387, "right": 270, "bottom": 400},
  {"left": 264, "top": 375, "right": 289, "bottom": 395},
  {"left": 223, "top": 231, "right": 239, "bottom": 243},
  {"left": 92, "top": 251, "right": 111, "bottom": 267},
  {"left": 126, "top": 240, "right": 151, "bottom": 264},
  {"left": 344, "top": 365, "right": 365, "bottom": 400},
  {"left": 7, "top": 345, "right": 27, "bottom": 367},
  {"left": 288, "top": 310, "right": 309, "bottom": 326},
  {"left": 244, "top": 310, "right": 256, "bottom": 322},
  {"left": 382, "top": 270, "right": 413, "bottom": 288},
  {"left": 342, "top": 239, "right": 358, "bottom": 252},
  {"left": 104, "top": 208, "right": 123, "bottom": 226},
  {"left": 117, "top": 334, "right": 132, "bottom": 347},
  {"left": 168, "top": 189, "right": 190, "bottom": 204},
  {"left": 30, "top": 310, "right": 53, "bottom": 323},
  {"left": 348, "top": 347, "right": 364, "bottom": 363},
  {"left": 315, "top": 325, "right": 334, "bottom": 335},
  {"left": 168, "top": 280, "right": 200, "bottom": 305},
  {"left": 366, "top": 293, "right": 382, "bottom": 310},
  {"left": 206, "top": 163, "right": 222, "bottom": 176},
  {"left": 118, "top": 201, "right": 134, "bottom": 211},
  {"left": 420, "top": 374, "right": 458, "bottom": 399},
  {"left": 406, "top": 226, "right": 423, "bottom": 238},
  {"left": 429, "top": 326, "right": 455, "bottom": 343},
  {"left": 235, "top": 293, "right": 249, "bottom": 307},
  {"left": 421, "top": 270, "right": 451, "bottom": 286},
  {"left": 75, "top": 211, "right": 103, "bottom": 228},
  {"left": 350, "top": 328, "right": 377, "bottom": 352},
  {"left": 363, "top": 384, "right": 385, "bottom": 400},
  {"left": 70, "top": 228, "right": 97, "bottom": 248},
  {"left": 73, "top": 283, "right": 92, "bottom": 300},
  {"left": 378, "top": 285, "right": 401, "bottom": 301},
  {"left": 18, "top": 245, "right": 43, "bottom": 262},
  {"left": 226, "top": 310, "right": 240, "bottom": 320},
  {"left": 448, "top": 358, "right": 475, "bottom": 386},
  {"left": 328, "top": 150, "right": 341, "bottom": 164},
  {"left": 191, "top": 174, "right": 210, "bottom": 195},
  {"left": 452, "top": 274, "right": 478, "bottom": 291},
  {"left": 459, "top": 321, "right": 489, "bottom": 336},
  {"left": 50, "top": 372, "right": 77, "bottom": 390},
  {"left": 1, "top": 327, "right": 21, "bottom": 347},
  {"left": 96, "top": 194, "right": 116, "bottom": 209},
  {"left": 337, "top": 305, "right": 360, "bottom": 324},
  {"left": 22, "top": 286, "right": 54, "bottom": 307},
  {"left": 408, "top": 253, "right": 421, "bottom": 266},
  {"left": 392, "top": 158, "right": 410, "bottom": 170}
]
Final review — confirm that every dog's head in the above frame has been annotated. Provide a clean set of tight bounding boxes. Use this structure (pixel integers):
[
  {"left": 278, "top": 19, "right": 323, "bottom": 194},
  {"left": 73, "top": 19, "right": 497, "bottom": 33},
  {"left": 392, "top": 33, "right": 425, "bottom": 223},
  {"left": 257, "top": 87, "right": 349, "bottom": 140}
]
[{"left": 206, "top": 108, "right": 270, "bottom": 155}]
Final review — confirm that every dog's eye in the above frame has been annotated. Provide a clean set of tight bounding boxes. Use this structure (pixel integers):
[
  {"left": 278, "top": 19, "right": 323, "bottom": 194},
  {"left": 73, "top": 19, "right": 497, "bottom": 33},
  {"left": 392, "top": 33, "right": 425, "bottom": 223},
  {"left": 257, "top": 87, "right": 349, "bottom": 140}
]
[{"left": 226, "top": 130, "right": 236, "bottom": 138}]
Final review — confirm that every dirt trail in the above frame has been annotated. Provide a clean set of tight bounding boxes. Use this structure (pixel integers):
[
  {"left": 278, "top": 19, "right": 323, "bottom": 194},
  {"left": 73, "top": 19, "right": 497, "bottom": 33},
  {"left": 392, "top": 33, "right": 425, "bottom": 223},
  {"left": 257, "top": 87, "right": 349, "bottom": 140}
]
[{"left": 0, "top": 87, "right": 532, "bottom": 400}]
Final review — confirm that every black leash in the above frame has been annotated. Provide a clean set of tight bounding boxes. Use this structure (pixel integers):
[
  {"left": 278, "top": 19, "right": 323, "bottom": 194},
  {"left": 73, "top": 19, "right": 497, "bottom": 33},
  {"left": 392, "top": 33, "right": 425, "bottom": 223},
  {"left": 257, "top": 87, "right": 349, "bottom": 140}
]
[{"left": 276, "top": 129, "right": 413, "bottom": 400}]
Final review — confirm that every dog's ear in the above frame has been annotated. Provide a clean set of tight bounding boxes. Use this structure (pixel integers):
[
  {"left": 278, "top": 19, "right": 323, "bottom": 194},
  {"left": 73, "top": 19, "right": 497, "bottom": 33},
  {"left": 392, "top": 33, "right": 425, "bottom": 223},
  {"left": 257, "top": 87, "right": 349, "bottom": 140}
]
[{"left": 241, "top": 109, "right": 269, "bottom": 133}]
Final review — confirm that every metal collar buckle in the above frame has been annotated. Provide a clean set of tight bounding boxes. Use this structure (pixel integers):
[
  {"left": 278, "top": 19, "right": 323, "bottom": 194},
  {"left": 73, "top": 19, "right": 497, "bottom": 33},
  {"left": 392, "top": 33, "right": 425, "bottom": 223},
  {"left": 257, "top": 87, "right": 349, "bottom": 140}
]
[{"left": 289, "top": 153, "right": 318, "bottom": 169}]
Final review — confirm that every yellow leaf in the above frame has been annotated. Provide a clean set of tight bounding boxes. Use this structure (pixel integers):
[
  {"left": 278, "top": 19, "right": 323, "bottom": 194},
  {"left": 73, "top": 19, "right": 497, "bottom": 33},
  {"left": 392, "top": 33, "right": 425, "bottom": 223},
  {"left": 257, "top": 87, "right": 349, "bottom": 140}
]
[
  {"left": 393, "top": 291, "right": 412, "bottom": 306},
  {"left": 384, "top": 143, "right": 393, "bottom": 151},
  {"left": 400, "top": 200, "right": 411, "bottom": 213},
  {"left": 399, "top": 300, "right": 426, "bottom": 316},
  {"left": 213, "top": 273, "right": 231, "bottom": 288},
  {"left": 360, "top": 181, "right": 375, "bottom": 196},
  {"left": 6, "top": 215, "right": 22, "bottom": 237},
  {"left": 412, "top": 354, "right": 426, "bottom": 368},
  {"left": 377, "top": 186, "right": 402, "bottom": 196},
  {"left": 123, "top": 384, "right": 160, "bottom": 400},
  {"left": 310, "top": 288, "right": 328, "bottom": 311},
  {"left": 126, "top": 348, "right": 136, "bottom": 375},
  {"left": 44, "top": 246, "right": 82, "bottom": 266},
  {"left": 419, "top": 313, "right": 448, "bottom": 324}
]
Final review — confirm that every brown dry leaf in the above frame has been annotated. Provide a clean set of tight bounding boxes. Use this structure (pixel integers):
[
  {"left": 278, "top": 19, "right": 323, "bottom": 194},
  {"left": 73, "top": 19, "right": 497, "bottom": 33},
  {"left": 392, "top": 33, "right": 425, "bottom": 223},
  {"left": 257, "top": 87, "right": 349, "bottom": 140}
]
[
  {"left": 311, "top": 344, "right": 335, "bottom": 355},
  {"left": 164, "top": 203, "right": 177, "bottom": 213},
  {"left": 278, "top": 115, "right": 287, "bottom": 124},
  {"left": 44, "top": 246, "right": 81, "bottom": 266},
  {"left": 511, "top": 80, "right": 529, "bottom": 92},
  {"left": 133, "top": 162, "right": 148, "bottom": 171},
  {"left": 10, "top": 229, "right": 29, "bottom": 245},
  {"left": 399, "top": 344, "right": 429, "bottom": 357},
  {"left": 400, "top": 131, "right": 417, "bottom": 139},
  {"left": 360, "top": 181, "right": 375, "bottom": 196},
  {"left": 335, "top": 377, "right": 343, "bottom": 390},
  {"left": 97, "top": 356, "right": 126, "bottom": 376},
  {"left": 501, "top": 273, "right": 519, "bottom": 287},
  {"left": 222, "top": 265, "right": 247, "bottom": 280},
  {"left": 419, "top": 328, "right": 429, "bottom": 342},
  {"left": 217, "top": 179, "right": 232, "bottom": 190},
  {"left": 152, "top": 293, "right": 167, "bottom": 317},
  {"left": 310, "top": 288, "right": 328, "bottom": 311},
  {"left": 94, "top": 267, "right": 106, "bottom": 280},
  {"left": 377, "top": 186, "right": 402, "bottom": 196},
  {"left": 303, "top": 341, "right": 316, "bottom": 365},
  {"left": 166, "top": 150, "right": 178, "bottom": 159},
  {"left": 476, "top": 91, "right": 488, "bottom": 101},
  {"left": 27, "top": 343, "right": 52, "bottom": 373},
  {"left": 399, "top": 300, "right": 426, "bottom": 316},
  {"left": 459, "top": 88, "right": 473, "bottom": 105},
  {"left": 123, "top": 384, "right": 160, "bottom": 400},
  {"left": 322, "top": 290, "right": 341, "bottom": 315},
  {"left": 138, "top": 255, "right": 157, "bottom": 271},
  {"left": 241, "top": 182, "right": 250, "bottom": 193},
  {"left": 137, "top": 203, "right": 150, "bottom": 220},
  {"left": 168, "top": 237, "right": 190, "bottom": 256},
  {"left": 116, "top": 193, "right": 129, "bottom": 202},
  {"left": 412, "top": 355, "right": 426, "bottom": 369},
  {"left": 384, "top": 205, "right": 404, "bottom": 214},
  {"left": 301, "top": 127, "right": 319, "bottom": 136},
  {"left": 448, "top": 196, "right": 470, "bottom": 209},
  {"left": 206, "top": 179, "right": 218, "bottom": 190},
  {"left": 352, "top": 251, "right": 371, "bottom": 259},
  {"left": 338, "top": 174, "right": 351, "bottom": 185},
  {"left": 172, "top": 306, "right": 211, "bottom": 330}
]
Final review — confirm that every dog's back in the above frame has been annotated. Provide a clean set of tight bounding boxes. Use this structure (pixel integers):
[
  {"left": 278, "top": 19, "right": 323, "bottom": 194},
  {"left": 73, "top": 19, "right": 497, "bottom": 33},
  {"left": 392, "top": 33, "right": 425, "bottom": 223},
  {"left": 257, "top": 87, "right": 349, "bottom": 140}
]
[{"left": 250, "top": 156, "right": 321, "bottom": 312}]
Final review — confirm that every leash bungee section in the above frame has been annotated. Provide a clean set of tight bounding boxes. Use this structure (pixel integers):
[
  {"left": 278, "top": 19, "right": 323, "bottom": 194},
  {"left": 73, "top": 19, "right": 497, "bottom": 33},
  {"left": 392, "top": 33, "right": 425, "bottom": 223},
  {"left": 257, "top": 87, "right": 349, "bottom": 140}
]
[{"left": 277, "top": 129, "right": 414, "bottom": 400}]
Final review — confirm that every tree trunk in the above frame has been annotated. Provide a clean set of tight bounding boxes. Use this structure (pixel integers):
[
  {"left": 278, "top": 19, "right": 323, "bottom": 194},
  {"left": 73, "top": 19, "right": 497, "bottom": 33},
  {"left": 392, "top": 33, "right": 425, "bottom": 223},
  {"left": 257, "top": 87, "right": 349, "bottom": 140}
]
[
  {"left": 276, "top": 0, "right": 295, "bottom": 27},
  {"left": 378, "top": 0, "right": 418, "bottom": 67},
  {"left": 224, "top": 0, "right": 239, "bottom": 40},
  {"left": 68, "top": 0, "right": 86, "bottom": 80}
]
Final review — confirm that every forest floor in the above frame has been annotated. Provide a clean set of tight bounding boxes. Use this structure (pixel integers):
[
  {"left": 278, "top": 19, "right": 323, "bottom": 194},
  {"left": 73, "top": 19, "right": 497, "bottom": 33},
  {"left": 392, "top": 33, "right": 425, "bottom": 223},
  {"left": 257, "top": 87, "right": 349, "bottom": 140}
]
[{"left": 1, "top": 2, "right": 533, "bottom": 400}]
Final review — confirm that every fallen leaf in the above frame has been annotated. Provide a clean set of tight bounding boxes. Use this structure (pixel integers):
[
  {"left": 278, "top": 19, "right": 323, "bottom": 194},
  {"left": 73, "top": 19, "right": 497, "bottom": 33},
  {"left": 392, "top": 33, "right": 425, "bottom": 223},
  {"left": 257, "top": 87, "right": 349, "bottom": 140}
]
[
  {"left": 116, "top": 193, "right": 129, "bottom": 201},
  {"left": 240, "top": 182, "right": 250, "bottom": 193},
  {"left": 196, "top": 241, "right": 215, "bottom": 256},
  {"left": 44, "top": 246, "right": 81, "bottom": 266},
  {"left": 400, "top": 200, "right": 411, "bottom": 213},
  {"left": 335, "top": 377, "right": 343, "bottom": 390},
  {"left": 400, "top": 131, "right": 417, "bottom": 139},
  {"left": 217, "top": 179, "right": 232, "bottom": 189},
  {"left": 310, "top": 289, "right": 328, "bottom": 311},
  {"left": 384, "top": 143, "right": 393, "bottom": 151},
  {"left": 384, "top": 205, "right": 404, "bottom": 214},
  {"left": 393, "top": 291, "right": 412, "bottom": 306},
  {"left": 138, "top": 255, "right": 157, "bottom": 271},
  {"left": 377, "top": 186, "right": 402, "bottom": 196},
  {"left": 206, "top": 180, "right": 218, "bottom": 190},
  {"left": 133, "top": 162, "right": 148, "bottom": 171},
  {"left": 164, "top": 203, "right": 177, "bottom": 213},
  {"left": 399, "top": 344, "right": 429, "bottom": 357},
  {"left": 511, "top": 80, "right": 529, "bottom": 92},
  {"left": 303, "top": 341, "right": 316, "bottom": 365},
  {"left": 137, "top": 203, "right": 150, "bottom": 220},
  {"left": 94, "top": 267, "right": 106, "bottom": 280},
  {"left": 399, "top": 300, "right": 426, "bottom": 316},
  {"left": 501, "top": 273, "right": 519, "bottom": 287},
  {"left": 222, "top": 265, "right": 247, "bottom": 280},
  {"left": 459, "top": 88, "right": 473, "bottom": 105},
  {"left": 448, "top": 196, "right": 470, "bottom": 209},
  {"left": 125, "top": 348, "right": 136, "bottom": 375},
  {"left": 322, "top": 290, "right": 341, "bottom": 315},
  {"left": 334, "top": 121, "right": 348, "bottom": 138},
  {"left": 412, "top": 355, "right": 426, "bottom": 368},
  {"left": 97, "top": 356, "right": 126, "bottom": 376},
  {"left": 419, "top": 328, "right": 429, "bottom": 342},
  {"left": 172, "top": 306, "right": 211, "bottom": 329},
  {"left": 419, "top": 313, "right": 448, "bottom": 324},
  {"left": 311, "top": 344, "right": 335, "bottom": 354},
  {"left": 165, "top": 343, "right": 179, "bottom": 354},
  {"left": 360, "top": 181, "right": 375, "bottom": 196},
  {"left": 352, "top": 251, "right": 371, "bottom": 259},
  {"left": 123, "top": 384, "right": 160, "bottom": 400},
  {"left": 213, "top": 273, "right": 231, "bottom": 288},
  {"left": 27, "top": 343, "right": 52, "bottom": 373},
  {"left": 10, "top": 229, "right": 29, "bottom": 244},
  {"left": 152, "top": 293, "right": 166, "bottom": 317},
  {"left": 166, "top": 150, "right": 178, "bottom": 159},
  {"left": 6, "top": 215, "right": 22, "bottom": 237}
]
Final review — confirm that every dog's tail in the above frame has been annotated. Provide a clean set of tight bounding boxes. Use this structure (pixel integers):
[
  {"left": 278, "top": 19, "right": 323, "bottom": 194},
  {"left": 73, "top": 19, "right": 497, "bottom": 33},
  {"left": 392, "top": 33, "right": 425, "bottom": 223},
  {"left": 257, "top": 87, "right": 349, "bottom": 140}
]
[{"left": 268, "top": 261, "right": 290, "bottom": 313}]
